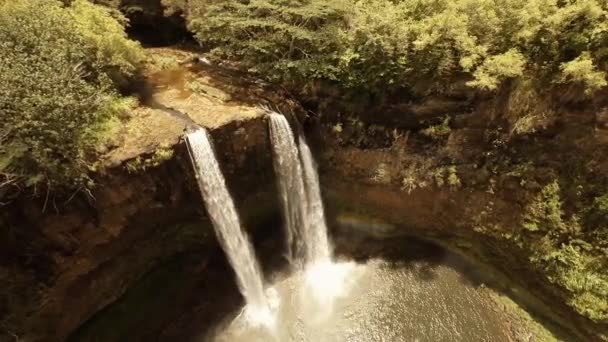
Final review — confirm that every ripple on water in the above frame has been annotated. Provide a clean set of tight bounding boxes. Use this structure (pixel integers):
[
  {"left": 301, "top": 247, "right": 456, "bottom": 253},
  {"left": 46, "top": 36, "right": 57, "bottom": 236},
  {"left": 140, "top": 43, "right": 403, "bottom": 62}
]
[{"left": 208, "top": 259, "right": 511, "bottom": 342}]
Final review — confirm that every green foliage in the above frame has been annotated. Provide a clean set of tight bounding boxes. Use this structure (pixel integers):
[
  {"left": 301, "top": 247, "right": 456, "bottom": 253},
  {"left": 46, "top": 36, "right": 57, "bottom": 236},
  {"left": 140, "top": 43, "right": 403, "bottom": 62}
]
[
  {"left": 594, "top": 194, "right": 608, "bottom": 214},
  {"left": 183, "top": 0, "right": 608, "bottom": 96},
  {"left": 519, "top": 180, "right": 608, "bottom": 321},
  {"left": 446, "top": 166, "right": 462, "bottom": 189},
  {"left": 125, "top": 144, "right": 174, "bottom": 173},
  {"left": 70, "top": 0, "right": 145, "bottom": 87},
  {"left": 507, "top": 79, "right": 553, "bottom": 136},
  {"left": 523, "top": 181, "right": 567, "bottom": 233},
  {"left": 467, "top": 49, "right": 526, "bottom": 90},
  {"left": 149, "top": 53, "right": 181, "bottom": 71},
  {"left": 531, "top": 240, "right": 608, "bottom": 321},
  {"left": 91, "top": 97, "right": 138, "bottom": 153},
  {"left": 187, "top": 0, "right": 346, "bottom": 86},
  {"left": 422, "top": 117, "right": 451, "bottom": 139},
  {"left": 0, "top": 0, "right": 143, "bottom": 194},
  {"left": 400, "top": 163, "right": 461, "bottom": 193},
  {"left": 584, "top": 192, "right": 608, "bottom": 231},
  {"left": 560, "top": 52, "right": 607, "bottom": 94},
  {"left": 161, "top": 0, "right": 189, "bottom": 15}
]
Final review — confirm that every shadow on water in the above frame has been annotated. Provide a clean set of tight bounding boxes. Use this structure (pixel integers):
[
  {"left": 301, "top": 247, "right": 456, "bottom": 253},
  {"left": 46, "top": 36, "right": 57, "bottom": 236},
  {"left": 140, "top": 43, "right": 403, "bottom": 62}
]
[
  {"left": 68, "top": 247, "right": 244, "bottom": 342},
  {"left": 333, "top": 232, "right": 449, "bottom": 282},
  {"left": 69, "top": 219, "right": 579, "bottom": 342},
  {"left": 330, "top": 225, "right": 516, "bottom": 290},
  {"left": 331, "top": 228, "right": 581, "bottom": 342}
]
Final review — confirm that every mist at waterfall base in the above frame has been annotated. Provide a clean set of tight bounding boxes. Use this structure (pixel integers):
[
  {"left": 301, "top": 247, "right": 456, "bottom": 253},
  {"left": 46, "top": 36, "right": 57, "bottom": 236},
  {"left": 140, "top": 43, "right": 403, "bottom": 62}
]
[{"left": 219, "top": 112, "right": 357, "bottom": 336}]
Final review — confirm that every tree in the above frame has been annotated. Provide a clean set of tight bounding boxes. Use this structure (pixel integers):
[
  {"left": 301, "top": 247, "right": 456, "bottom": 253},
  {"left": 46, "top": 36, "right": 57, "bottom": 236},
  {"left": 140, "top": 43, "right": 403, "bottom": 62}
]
[
  {"left": 0, "top": 0, "right": 143, "bottom": 197},
  {"left": 184, "top": 0, "right": 607, "bottom": 96},
  {"left": 186, "top": 0, "right": 347, "bottom": 86}
]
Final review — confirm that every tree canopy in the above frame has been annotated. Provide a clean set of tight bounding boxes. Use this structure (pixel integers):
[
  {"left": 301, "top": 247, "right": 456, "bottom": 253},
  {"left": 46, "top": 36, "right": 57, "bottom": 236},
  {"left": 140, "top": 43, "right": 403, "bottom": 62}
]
[
  {"left": 0, "top": 0, "right": 143, "bottom": 195},
  {"left": 182, "top": 0, "right": 607, "bottom": 96}
]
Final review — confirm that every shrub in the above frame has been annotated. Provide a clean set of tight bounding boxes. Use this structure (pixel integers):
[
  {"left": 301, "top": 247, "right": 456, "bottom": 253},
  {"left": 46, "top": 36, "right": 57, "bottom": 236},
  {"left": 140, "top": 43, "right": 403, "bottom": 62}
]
[
  {"left": 125, "top": 144, "right": 174, "bottom": 173},
  {"left": 70, "top": 0, "right": 145, "bottom": 87},
  {"left": 421, "top": 117, "right": 451, "bottom": 139},
  {"left": 187, "top": 0, "right": 346, "bottom": 87},
  {"left": 467, "top": 49, "right": 526, "bottom": 90},
  {"left": 532, "top": 241, "right": 608, "bottom": 321},
  {"left": 0, "top": 0, "right": 143, "bottom": 196},
  {"left": 522, "top": 181, "right": 608, "bottom": 321},
  {"left": 560, "top": 52, "right": 607, "bottom": 94},
  {"left": 522, "top": 181, "right": 567, "bottom": 233}
]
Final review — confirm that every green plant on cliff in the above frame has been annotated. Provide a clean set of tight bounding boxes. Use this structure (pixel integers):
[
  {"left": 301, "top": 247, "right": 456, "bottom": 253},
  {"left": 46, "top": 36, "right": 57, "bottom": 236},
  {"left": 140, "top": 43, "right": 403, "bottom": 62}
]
[
  {"left": 0, "top": 0, "right": 143, "bottom": 197},
  {"left": 533, "top": 240, "right": 608, "bottom": 322},
  {"left": 125, "top": 144, "right": 174, "bottom": 174},
  {"left": 422, "top": 117, "right": 451, "bottom": 139},
  {"left": 507, "top": 79, "right": 554, "bottom": 136},
  {"left": 594, "top": 194, "right": 608, "bottom": 214},
  {"left": 466, "top": 50, "right": 526, "bottom": 90},
  {"left": 523, "top": 181, "right": 567, "bottom": 233},
  {"left": 560, "top": 52, "right": 608, "bottom": 94},
  {"left": 522, "top": 181, "right": 608, "bottom": 321}
]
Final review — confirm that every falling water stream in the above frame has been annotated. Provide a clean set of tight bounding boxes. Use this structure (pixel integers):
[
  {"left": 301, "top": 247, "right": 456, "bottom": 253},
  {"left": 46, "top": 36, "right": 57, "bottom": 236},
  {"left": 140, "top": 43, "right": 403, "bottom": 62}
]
[
  {"left": 298, "top": 135, "right": 332, "bottom": 265},
  {"left": 267, "top": 114, "right": 308, "bottom": 266},
  {"left": 185, "top": 128, "right": 271, "bottom": 322},
  {"left": 269, "top": 113, "right": 331, "bottom": 267}
]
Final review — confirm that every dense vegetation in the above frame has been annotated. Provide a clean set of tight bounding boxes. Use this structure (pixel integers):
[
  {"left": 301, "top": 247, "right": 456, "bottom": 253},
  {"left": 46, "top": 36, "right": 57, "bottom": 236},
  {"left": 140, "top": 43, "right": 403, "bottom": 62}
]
[
  {"left": 7, "top": 0, "right": 603, "bottom": 193},
  {"left": 498, "top": 180, "right": 608, "bottom": 322},
  {"left": 0, "top": 0, "right": 143, "bottom": 197},
  {"left": 179, "top": 0, "right": 607, "bottom": 98},
  {"left": 1, "top": 0, "right": 607, "bottom": 337}
]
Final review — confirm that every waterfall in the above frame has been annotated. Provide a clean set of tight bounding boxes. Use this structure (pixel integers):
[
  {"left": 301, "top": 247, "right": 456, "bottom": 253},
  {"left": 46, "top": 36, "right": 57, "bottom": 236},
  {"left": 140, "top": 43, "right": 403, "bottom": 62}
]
[
  {"left": 268, "top": 113, "right": 331, "bottom": 268},
  {"left": 298, "top": 136, "right": 331, "bottom": 264},
  {"left": 268, "top": 115, "right": 308, "bottom": 266},
  {"left": 185, "top": 128, "right": 269, "bottom": 313}
]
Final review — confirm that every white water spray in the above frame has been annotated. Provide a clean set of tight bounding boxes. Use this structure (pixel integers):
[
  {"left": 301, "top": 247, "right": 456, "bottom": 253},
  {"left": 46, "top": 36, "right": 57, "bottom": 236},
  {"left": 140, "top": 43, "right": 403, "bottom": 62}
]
[{"left": 185, "top": 128, "right": 272, "bottom": 324}]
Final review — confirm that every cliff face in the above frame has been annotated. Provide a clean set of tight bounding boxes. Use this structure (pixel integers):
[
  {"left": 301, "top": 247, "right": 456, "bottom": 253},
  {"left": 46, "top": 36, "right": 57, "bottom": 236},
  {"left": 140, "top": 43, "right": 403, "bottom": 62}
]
[
  {"left": 0, "top": 47, "right": 286, "bottom": 342},
  {"left": 0, "top": 116, "right": 279, "bottom": 342},
  {"left": 315, "top": 91, "right": 608, "bottom": 341},
  {"left": 2, "top": 47, "right": 607, "bottom": 341}
]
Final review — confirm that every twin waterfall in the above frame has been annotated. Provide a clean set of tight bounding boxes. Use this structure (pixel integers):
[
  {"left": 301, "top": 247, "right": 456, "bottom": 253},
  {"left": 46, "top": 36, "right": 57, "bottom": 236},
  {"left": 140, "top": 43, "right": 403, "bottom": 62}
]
[
  {"left": 186, "top": 112, "right": 334, "bottom": 327},
  {"left": 185, "top": 129, "right": 269, "bottom": 314},
  {"left": 268, "top": 113, "right": 331, "bottom": 268}
]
